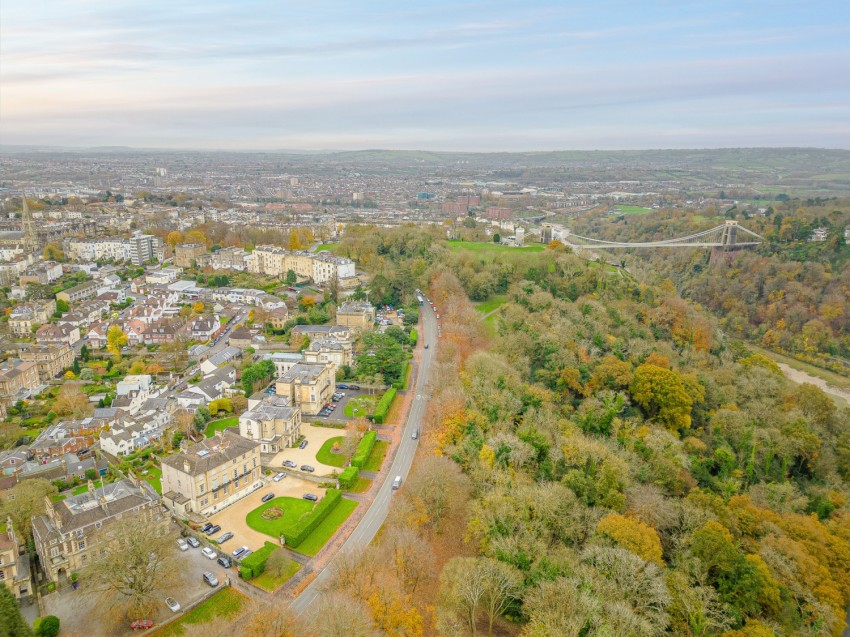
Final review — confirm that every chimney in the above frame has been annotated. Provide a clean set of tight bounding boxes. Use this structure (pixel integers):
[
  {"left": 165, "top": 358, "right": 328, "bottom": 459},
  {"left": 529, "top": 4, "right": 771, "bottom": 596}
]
[{"left": 183, "top": 460, "right": 191, "bottom": 473}]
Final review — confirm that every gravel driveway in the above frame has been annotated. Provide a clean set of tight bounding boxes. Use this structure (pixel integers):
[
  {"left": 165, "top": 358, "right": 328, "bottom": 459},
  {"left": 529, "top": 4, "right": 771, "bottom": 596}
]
[{"left": 269, "top": 424, "right": 347, "bottom": 475}]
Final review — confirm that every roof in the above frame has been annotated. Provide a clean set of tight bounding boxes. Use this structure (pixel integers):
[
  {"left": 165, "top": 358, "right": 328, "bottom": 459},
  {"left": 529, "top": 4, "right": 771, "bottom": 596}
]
[
  {"left": 206, "top": 346, "right": 241, "bottom": 367},
  {"left": 291, "top": 324, "right": 349, "bottom": 336},
  {"left": 161, "top": 429, "right": 259, "bottom": 476},
  {"left": 277, "top": 362, "right": 330, "bottom": 385},
  {"left": 338, "top": 300, "right": 374, "bottom": 314},
  {"left": 241, "top": 395, "right": 298, "bottom": 422}
]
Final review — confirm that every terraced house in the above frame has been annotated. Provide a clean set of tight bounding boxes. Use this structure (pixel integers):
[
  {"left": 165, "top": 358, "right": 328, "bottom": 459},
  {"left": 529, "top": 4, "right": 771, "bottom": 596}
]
[{"left": 161, "top": 430, "right": 261, "bottom": 517}]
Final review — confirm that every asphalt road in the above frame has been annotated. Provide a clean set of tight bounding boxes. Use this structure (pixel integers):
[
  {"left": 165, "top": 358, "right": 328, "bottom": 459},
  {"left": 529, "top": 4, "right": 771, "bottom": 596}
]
[{"left": 289, "top": 300, "right": 438, "bottom": 615}]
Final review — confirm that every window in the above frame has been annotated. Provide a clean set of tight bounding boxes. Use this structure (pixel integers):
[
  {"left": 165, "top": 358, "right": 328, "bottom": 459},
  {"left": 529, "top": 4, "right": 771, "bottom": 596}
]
[
  {"left": 50, "top": 548, "right": 59, "bottom": 558},
  {"left": 214, "top": 490, "right": 219, "bottom": 500},
  {"left": 0, "top": 570, "right": 5, "bottom": 580},
  {"left": 76, "top": 529, "right": 84, "bottom": 538},
  {"left": 95, "top": 522, "right": 102, "bottom": 529},
  {"left": 199, "top": 484, "right": 205, "bottom": 495},
  {"left": 200, "top": 498, "right": 208, "bottom": 507},
  {"left": 78, "top": 541, "right": 85, "bottom": 551}
]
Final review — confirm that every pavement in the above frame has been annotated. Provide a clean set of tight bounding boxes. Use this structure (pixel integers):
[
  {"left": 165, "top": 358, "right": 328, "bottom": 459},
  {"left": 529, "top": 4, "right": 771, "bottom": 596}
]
[
  {"left": 206, "top": 475, "right": 326, "bottom": 553},
  {"left": 288, "top": 296, "right": 438, "bottom": 615},
  {"left": 40, "top": 525, "right": 226, "bottom": 637},
  {"left": 268, "top": 424, "right": 347, "bottom": 476}
]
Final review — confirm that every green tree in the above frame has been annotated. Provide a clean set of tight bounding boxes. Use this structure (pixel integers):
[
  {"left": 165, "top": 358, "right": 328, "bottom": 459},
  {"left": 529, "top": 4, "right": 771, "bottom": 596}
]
[
  {"left": 33, "top": 615, "right": 60, "bottom": 637},
  {"left": 630, "top": 364, "right": 695, "bottom": 431},
  {"left": 0, "top": 583, "right": 32, "bottom": 636},
  {"left": 285, "top": 269, "right": 297, "bottom": 285}
]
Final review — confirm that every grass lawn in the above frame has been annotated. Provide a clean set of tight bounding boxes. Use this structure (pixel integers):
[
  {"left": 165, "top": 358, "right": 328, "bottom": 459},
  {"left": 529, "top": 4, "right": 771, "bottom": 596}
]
[
  {"left": 316, "top": 243, "right": 340, "bottom": 253},
  {"left": 142, "top": 465, "right": 162, "bottom": 495},
  {"left": 295, "top": 498, "right": 358, "bottom": 557},
  {"left": 205, "top": 417, "right": 239, "bottom": 438},
  {"left": 343, "top": 395, "right": 377, "bottom": 418},
  {"left": 346, "top": 476, "right": 372, "bottom": 493},
  {"left": 446, "top": 241, "right": 545, "bottom": 255},
  {"left": 615, "top": 205, "right": 652, "bottom": 215},
  {"left": 474, "top": 295, "right": 508, "bottom": 314},
  {"left": 71, "top": 480, "right": 103, "bottom": 495},
  {"left": 252, "top": 560, "right": 301, "bottom": 592},
  {"left": 246, "top": 497, "right": 315, "bottom": 538},
  {"left": 361, "top": 440, "right": 389, "bottom": 473},
  {"left": 151, "top": 587, "right": 247, "bottom": 637},
  {"left": 316, "top": 437, "right": 347, "bottom": 468}
]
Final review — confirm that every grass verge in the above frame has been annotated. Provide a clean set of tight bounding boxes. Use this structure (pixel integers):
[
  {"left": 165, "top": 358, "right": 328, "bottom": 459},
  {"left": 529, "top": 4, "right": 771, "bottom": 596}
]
[
  {"left": 294, "top": 498, "right": 358, "bottom": 557},
  {"left": 252, "top": 560, "right": 301, "bottom": 591},
  {"left": 343, "top": 395, "right": 377, "bottom": 418},
  {"left": 151, "top": 588, "right": 246, "bottom": 637},
  {"left": 361, "top": 440, "right": 389, "bottom": 473},
  {"left": 315, "top": 437, "right": 347, "bottom": 468},
  {"left": 346, "top": 477, "right": 372, "bottom": 493}
]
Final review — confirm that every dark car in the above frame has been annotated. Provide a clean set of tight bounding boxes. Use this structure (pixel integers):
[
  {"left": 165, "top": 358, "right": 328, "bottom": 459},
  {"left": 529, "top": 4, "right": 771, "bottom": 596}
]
[
  {"left": 199, "top": 523, "right": 213, "bottom": 534},
  {"left": 336, "top": 384, "right": 349, "bottom": 389},
  {"left": 217, "top": 556, "right": 232, "bottom": 568},
  {"left": 261, "top": 493, "right": 275, "bottom": 503},
  {"left": 303, "top": 493, "right": 318, "bottom": 501},
  {"left": 424, "top": 344, "right": 429, "bottom": 349},
  {"left": 348, "top": 385, "right": 361, "bottom": 390},
  {"left": 299, "top": 440, "right": 308, "bottom": 449},
  {"left": 301, "top": 465, "right": 315, "bottom": 472},
  {"left": 206, "top": 525, "right": 221, "bottom": 535}
]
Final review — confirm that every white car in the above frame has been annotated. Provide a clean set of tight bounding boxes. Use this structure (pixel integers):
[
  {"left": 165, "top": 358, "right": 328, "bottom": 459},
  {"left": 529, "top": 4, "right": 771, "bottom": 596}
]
[
  {"left": 273, "top": 472, "right": 286, "bottom": 482},
  {"left": 201, "top": 547, "right": 217, "bottom": 560},
  {"left": 165, "top": 597, "right": 181, "bottom": 612},
  {"left": 232, "top": 546, "right": 249, "bottom": 559},
  {"left": 176, "top": 538, "right": 189, "bottom": 551}
]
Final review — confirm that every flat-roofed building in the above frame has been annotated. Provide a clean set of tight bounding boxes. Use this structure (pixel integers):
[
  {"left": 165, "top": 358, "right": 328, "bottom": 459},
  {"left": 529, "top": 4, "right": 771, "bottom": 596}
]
[
  {"left": 56, "top": 280, "right": 99, "bottom": 304},
  {"left": 174, "top": 243, "right": 206, "bottom": 268},
  {"left": 336, "top": 300, "right": 375, "bottom": 330}
]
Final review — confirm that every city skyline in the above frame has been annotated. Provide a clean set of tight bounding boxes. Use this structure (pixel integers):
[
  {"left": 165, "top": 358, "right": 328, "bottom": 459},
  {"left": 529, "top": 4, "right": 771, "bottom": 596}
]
[{"left": 2, "top": 0, "right": 849, "bottom": 151}]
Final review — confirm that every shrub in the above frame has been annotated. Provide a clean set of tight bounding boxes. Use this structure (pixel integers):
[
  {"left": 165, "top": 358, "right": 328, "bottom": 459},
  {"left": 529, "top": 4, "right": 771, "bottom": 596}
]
[
  {"left": 408, "top": 328, "right": 418, "bottom": 345},
  {"left": 281, "top": 489, "right": 342, "bottom": 547},
  {"left": 351, "top": 431, "right": 377, "bottom": 469},
  {"left": 372, "top": 388, "right": 396, "bottom": 424},
  {"left": 338, "top": 466, "right": 359, "bottom": 489},
  {"left": 393, "top": 362, "right": 410, "bottom": 390},
  {"left": 239, "top": 541, "right": 277, "bottom": 579},
  {"left": 34, "top": 615, "right": 60, "bottom": 637}
]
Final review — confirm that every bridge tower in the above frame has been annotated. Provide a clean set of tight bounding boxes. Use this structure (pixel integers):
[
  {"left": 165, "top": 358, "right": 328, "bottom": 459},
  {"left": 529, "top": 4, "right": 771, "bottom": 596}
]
[
  {"left": 21, "top": 192, "right": 38, "bottom": 252},
  {"left": 720, "top": 220, "right": 739, "bottom": 250}
]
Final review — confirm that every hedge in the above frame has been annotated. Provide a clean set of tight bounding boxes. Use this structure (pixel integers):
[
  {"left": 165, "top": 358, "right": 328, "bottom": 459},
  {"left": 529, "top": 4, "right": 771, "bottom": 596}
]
[
  {"left": 351, "top": 431, "right": 377, "bottom": 469},
  {"left": 408, "top": 328, "right": 418, "bottom": 345},
  {"left": 372, "top": 387, "right": 396, "bottom": 424},
  {"left": 240, "top": 541, "right": 278, "bottom": 579},
  {"left": 281, "top": 489, "right": 342, "bottom": 548},
  {"left": 392, "top": 362, "right": 409, "bottom": 390},
  {"left": 338, "top": 466, "right": 359, "bottom": 489}
]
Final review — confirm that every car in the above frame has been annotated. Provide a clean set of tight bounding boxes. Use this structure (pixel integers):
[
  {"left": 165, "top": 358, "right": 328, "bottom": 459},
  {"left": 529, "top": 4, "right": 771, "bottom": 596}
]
[
  {"left": 412, "top": 429, "right": 419, "bottom": 439},
  {"left": 201, "top": 547, "right": 217, "bottom": 560},
  {"left": 299, "top": 440, "right": 308, "bottom": 449},
  {"left": 232, "top": 546, "right": 249, "bottom": 559},
  {"left": 130, "top": 620, "right": 154, "bottom": 630},
  {"left": 336, "top": 384, "right": 349, "bottom": 389},
  {"left": 199, "top": 523, "right": 213, "bottom": 534},
  {"left": 282, "top": 460, "right": 297, "bottom": 468},
  {"left": 392, "top": 475, "right": 402, "bottom": 490},
  {"left": 273, "top": 472, "right": 286, "bottom": 482},
  {"left": 424, "top": 344, "right": 429, "bottom": 349},
  {"left": 217, "top": 556, "right": 231, "bottom": 568},
  {"left": 165, "top": 597, "right": 181, "bottom": 613},
  {"left": 186, "top": 536, "right": 200, "bottom": 548},
  {"left": 241, "top": 550, "right": 253, "bottom": 559},
  {"left": 206, "top": 525, "right": 221, "bottom": 536},
  {"left": 301, "top": 465, "right": 315, "bottom": 472},
  {"left": 203, "top": 572, "right": 219, "bottom": 587},
  {"left": 303, "top": 493, "right": 318, "bottom": 501},
  {"left": 349, "top": 385, "right": 360, "bottom": 390},
  {"left": 176, "top": 538, "right": 189, "bottom": 551},
  {"left": 261, "top": 492, "right": 275, "bottom": 502},
  {"left": 217, "top": 531, "right": 234, "bottom": 543}
]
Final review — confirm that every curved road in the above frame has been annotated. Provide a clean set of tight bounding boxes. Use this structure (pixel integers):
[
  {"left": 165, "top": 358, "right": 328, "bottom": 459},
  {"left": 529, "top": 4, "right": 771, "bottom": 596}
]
[{"left": 289, "top": 300, "right": 438, "bottom": 615}]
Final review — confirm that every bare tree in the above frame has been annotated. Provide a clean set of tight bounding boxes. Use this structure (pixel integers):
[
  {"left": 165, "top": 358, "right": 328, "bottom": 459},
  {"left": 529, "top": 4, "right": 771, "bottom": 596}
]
[
  {"left": 383, "top": 525, "right": 435, "bottom": 595},
  {"left": 81, "top": 518, "right": 184, "bottom": 621},
  {"left": 308, "top": 592, "right": 380, "bottom": 637},
  {"left": 54, "top": 382, "right": 94, "bottom": 419}
]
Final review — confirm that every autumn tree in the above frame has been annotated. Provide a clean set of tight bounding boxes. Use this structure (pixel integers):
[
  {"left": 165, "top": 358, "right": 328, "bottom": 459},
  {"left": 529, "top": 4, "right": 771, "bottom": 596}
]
[
  {"left": 165, "top": 231, "right": 183, "bottom": 248},
  {"left": 0, "top": 479, "right": 57, "bottom": 542},
  {"left": 54, "top": 383, "right": 93, "bottom": 419},
  {"left": 308, "top": 592, "right": 380, "bottom": 637},
  {"left": 106, "top": 324, "right": 128, "bottom": 355},
  {"left": 596, "top": 512, "right": 664, "bottom": 565},
  {"left": 630, "top": 363, "right": 695, "bottom": 431}
]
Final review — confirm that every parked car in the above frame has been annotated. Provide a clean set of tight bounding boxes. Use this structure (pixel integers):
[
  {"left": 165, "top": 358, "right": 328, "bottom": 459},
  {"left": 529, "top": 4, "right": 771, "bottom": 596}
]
[
  {"left": 299, "top": 440, "right": 308, "bottom": 449},
  {"left": 301, "top": 465, "right": 315, "bottom": 472},
  {"left": 282, "top": 460, "right": 297, "bottom": 469},
  {"left": 165, "top": 597, "right": 181, "bottom": 613},
  {"left": 199, "top": 523, "right": 213, "bottom": 534},
  {"left": 217, "top": 556, "right": 232, "bottom": 568},
  {"left": 176, "top": 538, "right": 189, "bottom": 551},
  {"left": 206, "top": 525, "right": 221, "bottom": 536},
  {"left": 303, "top": 493, "right": 318, "bottom": 501},
  {"left": 203, "top": 572, "right": 219, "bottom": 587},
  {"left": 349, "top": 385, "right": 361, "bottom": 390},
  {"left": 186, "top": 537, "right": 200, "bottom": 548},
  {"left": 261, "top": 492, "right": 275, "bottom": 502},
  {"left": 273, "top": 472, "right": 287, "bottom": 482},
  {"left": 130, "top": 620, "right": 154, "bottom": 630},
  {"left": 201, "top": 547, "right": 217, "bottom": 560},
  {"left": 232, "top": 546, "right": 249, "bottom": 559},
  {"left": 336, "top": 384, "right": 349, "bottom": 389},
  {"left": 218, "top": 531, "right": 234, "bottom": 543}
]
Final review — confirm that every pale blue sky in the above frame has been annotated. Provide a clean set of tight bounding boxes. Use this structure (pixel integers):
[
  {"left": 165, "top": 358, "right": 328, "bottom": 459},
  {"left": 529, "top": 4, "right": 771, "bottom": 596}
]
[{"left": 2, "top": 0, "right": 849, "bottom": 150}]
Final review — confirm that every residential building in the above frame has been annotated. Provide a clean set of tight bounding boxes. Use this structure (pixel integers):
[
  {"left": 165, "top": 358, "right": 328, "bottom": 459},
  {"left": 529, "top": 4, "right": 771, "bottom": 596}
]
[
  {"left": 199, "top": 346, "right": 241, "bottom": 375},
  {"left": 32, "top": 478, "right": 165, "bottom": 583},
  {"left": 19, "top": 261, "right": 63, "bottom": 286},
  {"left": 0, "top": 360, "right": 42, "bottom": 408},
  {"left": 228, "top": 327, "right": 258, "bottom": 349},
  {"left": 128, "top": 233, "right": 161, "bottom": 265},
  {"left": 290, "top": 324, "right": 351, "bottom": 342},
  {"left": 19, "top": 343, "right": 75, "bottom": 382},
  {"left": 161, "top": 430, "right": 261, "bottom": 517},
  {"left": 85, "top": 321, "right": 111, "bottom": 349},
  {"left": 56, "top": 280, "right": 99, "bottom": 304},
  {"left": 99, "top": 411, "right": 170, "bottom": 457},
  {"left": 274, "top": 362, "right": 335, "bottom": 415},
  {"left": 810, "top": 227, "right": 829, "bottom": 242},
  {"left": 266, "top": 306, "right": 290, "bottom": 330},
  {"left": 0, "top": 517, "right": 32, "bottom": 599},
  {"left": 113, "top": 375, "right": 153, "bottom": 415},
  {"left": 485, "top": 206, "right": 512, "bottom": 220},
  {"left": 35, "top": 323, "right": 81, "bottom": 347},
  {"left": 183, "top": 315, "right": 219, "bottom": 342},
  {"left": 145, "top": 266, "right": 182, "bottom": 285},
  {"left": 303, "top": 338, "right": 353, "bottom": 369},
  {"left": 9, "top": 300, "right": 56, "bottom": 337},
  {"left": 336, "top": 300, "right": 376, "bottom": 330},
  {"left": 29, "top": 418, "right": 107, "bottom": 461},
  {"left": 239, "top": 395, "right": 301, "bottom": 452},
  {"left": 174, "top": 243, "right": 206, "bottom": 268},
  {"left": 142, "top": 318, "right": 182, "bottom": 345},
  {"left": 250, "top": 245, "right": 356, "bottom": 286},
  {"left": 265, "top": 352, "right": 304, "bottom": 377}
]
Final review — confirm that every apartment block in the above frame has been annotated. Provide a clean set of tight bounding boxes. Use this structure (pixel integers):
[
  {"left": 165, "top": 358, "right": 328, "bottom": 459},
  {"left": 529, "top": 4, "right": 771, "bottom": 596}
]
[
  {"left": 239, "top": 395, "right": 302, "bottom": 452},
  {"left": 56, "top": 280, "right": 99, "bottom": 304},
  {"left": 174, "top": 243, "right": 206, "bottom": 268},
  {"left": 336, "top": 300, "right": 376, "bottom": 330},
  {"left": 19, "top": 343, "right": 75, "bottom": 382},
  {"left": 274, "top": 362, "right": 335, "bottom": 415}
]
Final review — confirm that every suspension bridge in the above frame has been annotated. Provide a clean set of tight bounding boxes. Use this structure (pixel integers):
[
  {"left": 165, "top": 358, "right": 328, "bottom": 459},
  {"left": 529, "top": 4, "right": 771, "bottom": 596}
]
[{"left": 550, "top": 221, "right": 764, "bottom": 250}]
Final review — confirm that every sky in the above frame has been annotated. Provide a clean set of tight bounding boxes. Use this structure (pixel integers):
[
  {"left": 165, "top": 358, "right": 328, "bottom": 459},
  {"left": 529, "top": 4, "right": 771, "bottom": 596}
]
[{"left": 2, "top": 0, "right": 850, "bottom": 151}]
